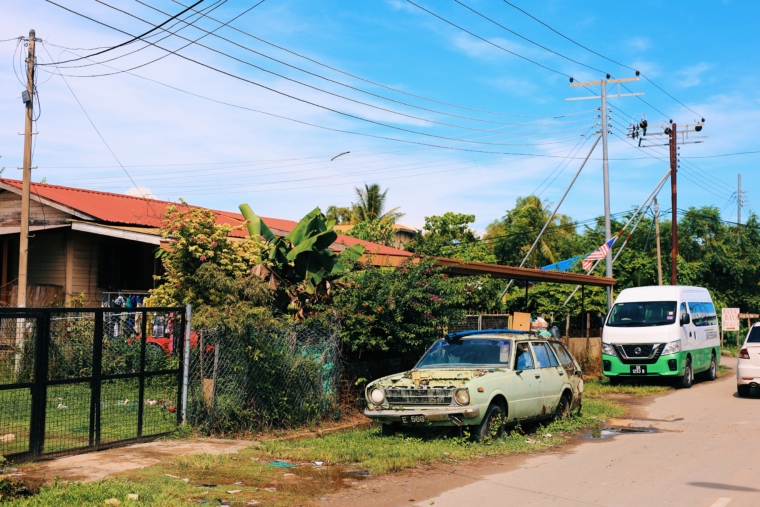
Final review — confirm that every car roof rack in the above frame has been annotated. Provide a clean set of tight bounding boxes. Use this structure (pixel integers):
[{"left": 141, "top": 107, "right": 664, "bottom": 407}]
[{"left": 445, "top": 329, "right": 530, "bottom": 341}]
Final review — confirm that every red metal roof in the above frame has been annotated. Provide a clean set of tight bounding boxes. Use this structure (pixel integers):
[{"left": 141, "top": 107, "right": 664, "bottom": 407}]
[{"left": 0, "top": 179, "right": 411, "bottom": 257}]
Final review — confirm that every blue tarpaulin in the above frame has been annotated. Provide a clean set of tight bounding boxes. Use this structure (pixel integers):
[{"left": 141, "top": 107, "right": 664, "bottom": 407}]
[{"left": 541, "top": 256, "right": 584, "bottom": 272}]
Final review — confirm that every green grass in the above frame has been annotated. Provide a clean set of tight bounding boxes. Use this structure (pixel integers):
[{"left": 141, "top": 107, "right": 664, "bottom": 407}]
[
  {"left": 584, "top": 377, "right": 675, "bottom": 398},
  {"left": 5, "top": 399, "right": 623, "bottom": 506}
]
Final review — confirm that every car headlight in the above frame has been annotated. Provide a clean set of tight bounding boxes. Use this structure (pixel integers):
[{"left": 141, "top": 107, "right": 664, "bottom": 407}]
[
  {"left": 601, "top": 342, "right": 616, "bottom": 356},
  {"left": 368, "top": 387, "right": 386, "bottom": 406},
  {"left": 661, "top": 340, "right": 681, "bottom": 356},
  {"left": 454, "top": 388, "right": 470, "bottom": 406}
]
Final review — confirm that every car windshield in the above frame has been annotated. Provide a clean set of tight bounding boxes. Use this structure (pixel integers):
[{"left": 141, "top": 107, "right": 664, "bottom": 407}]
[
  {"left": 606, "top": 301, "right": 677, "bottom": 327},
  {"left": 416, "top": 338, "right": 512, "bottom": 368}
]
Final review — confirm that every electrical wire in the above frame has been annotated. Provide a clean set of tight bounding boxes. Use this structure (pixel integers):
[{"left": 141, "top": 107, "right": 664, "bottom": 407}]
[
  {"left": 406, "top": 0, "right": 570, "bottom": 78},
  {"left": 38, "top": 0, "right": 206, "bottom": 66},
  {"left": 500, "top": 0, "right": 705, "bottom": 119}
]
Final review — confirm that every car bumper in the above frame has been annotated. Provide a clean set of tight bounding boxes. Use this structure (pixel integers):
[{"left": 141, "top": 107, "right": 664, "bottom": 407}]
[
  {"left": 364, "top": 406, "right": 481, "bottom": 426},
  {"left": 736, "top": 359, "right": 760, "bottom": 386},
  {"left": 602, "top": 351, "right": 686, "bottom": 377}
]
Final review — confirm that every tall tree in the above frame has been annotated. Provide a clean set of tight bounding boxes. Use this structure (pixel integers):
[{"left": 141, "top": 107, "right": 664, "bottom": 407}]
[
  {"left": 352, "top": 183, "right": 404, "bottom": 224},
  {"left": 406, "top": 212, "right": 496, "bottom": 263}
]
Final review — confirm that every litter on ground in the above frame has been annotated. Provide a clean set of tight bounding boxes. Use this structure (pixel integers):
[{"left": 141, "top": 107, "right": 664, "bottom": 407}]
[{"left": 268, "top": 461, "right": 297, "bottom": 468}]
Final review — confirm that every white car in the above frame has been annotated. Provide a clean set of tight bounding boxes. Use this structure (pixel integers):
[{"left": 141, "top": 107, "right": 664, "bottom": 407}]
[{"left": 737, "top": 323, "right": 760, "bottom": 397}]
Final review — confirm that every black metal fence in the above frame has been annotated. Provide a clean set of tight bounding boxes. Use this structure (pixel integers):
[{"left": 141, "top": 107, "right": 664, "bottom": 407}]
[{"left": 0, "top": 307, "right": 186, "bottom": 461}]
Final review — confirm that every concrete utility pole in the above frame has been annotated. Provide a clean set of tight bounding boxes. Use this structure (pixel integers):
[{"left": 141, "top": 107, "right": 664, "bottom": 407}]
[
  {"left": 654, "top": 197, "right": 663, "bottom": 286},
  {"left": 18, "top": 29, "right": 36, "bottom": 308},
  {"left": 567, "top": 75, "right": 644, "bottom": 311},
  {"left": 669, "top": 123, "right": 677, "bottom": 286}
]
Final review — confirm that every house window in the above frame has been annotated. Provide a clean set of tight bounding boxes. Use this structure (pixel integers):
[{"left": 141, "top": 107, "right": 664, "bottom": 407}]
[{"left": 97, "top": 239, "right": 155, "bottom": 291}]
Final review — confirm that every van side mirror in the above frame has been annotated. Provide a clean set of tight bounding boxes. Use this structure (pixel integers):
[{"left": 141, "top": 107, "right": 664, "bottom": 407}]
[{"left": 680, "top": 313, "right": 691, "bottom": 326}]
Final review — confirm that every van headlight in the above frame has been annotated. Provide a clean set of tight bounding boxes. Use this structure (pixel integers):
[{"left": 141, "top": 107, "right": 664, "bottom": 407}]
[
  {"left": 454, "top": 388, "right": 470, "bottom": 406},
  {"left": 601, "top": 342, "right": 616, "bottom": 356},
  {"left": 368, "top": 387, "right": 386, "bottom": 406},
  {"left": 661, "top": 340, "right": 681, "bottom": 356}
]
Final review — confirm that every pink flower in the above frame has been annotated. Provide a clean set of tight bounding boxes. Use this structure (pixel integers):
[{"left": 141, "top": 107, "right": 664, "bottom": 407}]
[
  {"left": 212, "top": 241, "right": 218, "bottom": 247},
  {"left": 200, "top": 255, "right": 207, "bottom": 261}
]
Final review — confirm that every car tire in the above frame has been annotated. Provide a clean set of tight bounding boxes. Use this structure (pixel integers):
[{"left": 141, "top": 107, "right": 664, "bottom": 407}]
[
  {"left": 471, "top": 403, "right": 505, "bottom": 442},
  {"left": 704, "top": 353, "right": 717, "bottom": 381},
  {"left": 737, "top": 385, "right": 751, "bottom": 398},
  {"left": 380, "top": 423, "right": 399, "bottom": 437},
  {"left": 555, "top": 393, "right": 571, "bottom": 421},
  {"left": 678, "top": 357, "right": 693, "bottom": 389}
]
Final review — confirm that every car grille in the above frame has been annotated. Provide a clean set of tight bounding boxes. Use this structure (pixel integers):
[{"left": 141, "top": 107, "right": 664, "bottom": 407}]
[
  {"left": 615, "top": 343, "right": 665, "bottom": 365},
  {"left": 385, "top": 388, "right": 453, "bottom": 406}
]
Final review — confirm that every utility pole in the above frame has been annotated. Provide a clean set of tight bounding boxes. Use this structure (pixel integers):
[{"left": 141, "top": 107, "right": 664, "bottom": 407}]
[
  {"left": 567, "top": 74, "right": 644, "bottom": 310},
  {"left": 738, "top": 173, "right": 742, "bottom": 226},
  {"left": 669, "top": 123, "right": 677, "bottom": 286},
  {"left": 18, "top": 29, "right": 36, "bottom": 308},
  {"left": 654, "top": 197, "right": 663, "bottom": 286}
]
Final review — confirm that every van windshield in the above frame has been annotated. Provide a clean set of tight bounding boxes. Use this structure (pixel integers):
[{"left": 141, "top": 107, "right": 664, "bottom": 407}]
[{"left": 606, "top": 301, "right": 677, "bottom": 327}]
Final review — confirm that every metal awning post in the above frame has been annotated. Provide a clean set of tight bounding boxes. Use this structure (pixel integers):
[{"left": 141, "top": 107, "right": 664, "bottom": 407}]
[
  {"left": 581, "top": 285, "right": 586, "bottom": 337},
  {"left": 525, "top": 281, "right": 529, "bottom": 312}
]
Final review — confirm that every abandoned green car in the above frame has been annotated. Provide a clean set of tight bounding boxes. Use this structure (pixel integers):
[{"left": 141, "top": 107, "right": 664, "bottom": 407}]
[{"left": 364, "top": 330, "right": 584, "bottom": 440}]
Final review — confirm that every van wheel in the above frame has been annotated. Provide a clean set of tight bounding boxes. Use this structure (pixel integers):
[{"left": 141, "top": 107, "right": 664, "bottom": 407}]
[
  {"left": 678, "top": 358, "right": 693, "bottom": 389},
  {"left": 737, "top": 385, "right": 750, "bottom": 398},
  {"left": 471, "top": 403, "right": 505, "bottom": 442},
  {"left": 704, "top": 353, "right": 717, "bottom": 381}
]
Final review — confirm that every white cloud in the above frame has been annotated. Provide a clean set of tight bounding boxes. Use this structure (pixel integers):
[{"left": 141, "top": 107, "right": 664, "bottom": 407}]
[
  {"left": 674, "top": 63, "right": 712, "bottom": 89},
  {"left": 125, "top": 186, "right": 157, "bottom": 199}
]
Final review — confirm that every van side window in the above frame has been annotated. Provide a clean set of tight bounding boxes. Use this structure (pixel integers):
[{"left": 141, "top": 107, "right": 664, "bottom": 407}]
[{"left": 687, "top": 302, "right": 718, "bottom": 327}]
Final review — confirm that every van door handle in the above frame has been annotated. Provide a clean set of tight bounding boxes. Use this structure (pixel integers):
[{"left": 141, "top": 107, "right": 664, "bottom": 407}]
[
  {"left": 534, "top": 374, "right": 541, "bottom": 379},
  {"left": 558, "top": 371, "right": 564, "bottom": 376}
]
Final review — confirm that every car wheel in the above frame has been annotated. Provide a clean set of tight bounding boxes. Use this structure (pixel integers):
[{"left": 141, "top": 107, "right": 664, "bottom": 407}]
[
  {"left": 705, "top": 353, "right": 717, "bottom": 381},
  {"left": 471, "top": 403, "right": 505, "bottom": 442},
  {"left": 380, "top": 423, "right": 399, "bottom": 437},
  {"left": 737, "top": 385, "right": 751, "bottom": 398},
  {"left": 678, "top": 358, "right": 693, "bottom": 389},
  {"left": 555, "top": 394, "right": 571, "bottom": 421}
]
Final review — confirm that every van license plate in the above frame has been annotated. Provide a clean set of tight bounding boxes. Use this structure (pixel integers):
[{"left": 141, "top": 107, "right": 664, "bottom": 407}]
[
  {"left": 630, "top": 365, "right": 647, "bottom": 375},
  {"left": 401, "top": 415, "right": 428, "bottom": 425}
]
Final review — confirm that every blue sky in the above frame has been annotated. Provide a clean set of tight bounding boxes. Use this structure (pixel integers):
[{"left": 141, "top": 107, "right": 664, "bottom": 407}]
[{"left": 1, "top": 0, "right": 758, "bottom": 231}]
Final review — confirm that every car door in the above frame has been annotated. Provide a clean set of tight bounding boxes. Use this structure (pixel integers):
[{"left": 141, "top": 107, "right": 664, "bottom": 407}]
[
  {"left": 531, "top": 341, "right": 565, "bottom": 414},
  {"left": 511, "top": 342, "right": 543, "bottom": 420}
]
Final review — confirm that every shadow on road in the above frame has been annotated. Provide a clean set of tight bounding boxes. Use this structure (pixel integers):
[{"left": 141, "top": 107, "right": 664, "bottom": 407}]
[{"left": 688, "top": 482, "right": 760, "bottom": 492}]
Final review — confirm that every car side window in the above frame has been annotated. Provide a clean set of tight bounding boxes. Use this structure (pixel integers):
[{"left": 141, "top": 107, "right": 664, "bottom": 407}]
[
  {"left": 549, "top": 342, "right": 573, "bottom": 366},
  {"left": 532, "top": 342, "right": 554, "bottom": 369},
  {"left": 545, "top": 344, "right": 559, "bottom": 367},
  {"left": 514, "top": 342, "right": 535, "bottom": 370}
]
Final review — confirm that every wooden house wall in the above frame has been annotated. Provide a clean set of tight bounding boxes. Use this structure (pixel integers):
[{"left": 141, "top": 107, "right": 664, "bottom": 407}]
[{"left": 0, "top": 191, "right": 71, "bottom": 227}]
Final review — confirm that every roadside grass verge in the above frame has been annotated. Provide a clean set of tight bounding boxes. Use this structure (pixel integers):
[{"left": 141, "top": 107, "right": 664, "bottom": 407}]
[
  {"left": 6, "top": 399, "right": 623, "bottom": 506},
  {"left": 585, "top": 364, "right": 732, "bottom": 399},
  {"left": 258, "top": 398, "right": 624, "bottom": 475}
]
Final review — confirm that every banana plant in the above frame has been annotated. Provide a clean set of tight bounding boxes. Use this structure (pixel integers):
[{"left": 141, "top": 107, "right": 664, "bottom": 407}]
[{"left": 239, "top": 204, "right": 364, "bottom": 294}]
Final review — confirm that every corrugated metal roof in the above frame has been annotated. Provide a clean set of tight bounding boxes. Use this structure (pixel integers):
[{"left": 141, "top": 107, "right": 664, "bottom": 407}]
[{"left": 0, "top": 179, "right": 412, "bottom": 257}]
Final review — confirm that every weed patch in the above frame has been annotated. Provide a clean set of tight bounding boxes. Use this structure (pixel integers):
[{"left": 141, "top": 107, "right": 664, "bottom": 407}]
[{"left": 584, "top": 377, "right": 674, "bottom": 398}]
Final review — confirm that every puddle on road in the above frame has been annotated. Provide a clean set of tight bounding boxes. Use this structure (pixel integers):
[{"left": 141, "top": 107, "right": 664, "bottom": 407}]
[
  {"left": 585, "top": 426, "right": 660, "bottom": 440},
  {"left": 263, "top": 465, "right": 369, "bottom": 496}
]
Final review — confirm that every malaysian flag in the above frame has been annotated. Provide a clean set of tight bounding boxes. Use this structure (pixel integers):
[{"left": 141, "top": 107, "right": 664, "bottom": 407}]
[{"left": 582, "top": 237, "right": 617, "bottom": 271}]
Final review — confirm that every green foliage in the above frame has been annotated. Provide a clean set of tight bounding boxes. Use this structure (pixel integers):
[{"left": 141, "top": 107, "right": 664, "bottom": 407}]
[
  {"left": 406, "top": 212, "right": 496, "bottom": 262},
  {"left": 325, "top": 205, "right": 355, "bottom": 224},
  {"left": 328, "top": 257, "right": 502, "bottom": 360},
  {"left": 343, "top": 219, "right": 396, "bottom": 247},
  {"left": 486, "top": 195, "right": 580, "bottom": 268},
  {"left": 149, "top": 202, "right": 274, "bottom": 331},
  {"left": 352, "top": 183, "right": 404, "bottom": 223}
]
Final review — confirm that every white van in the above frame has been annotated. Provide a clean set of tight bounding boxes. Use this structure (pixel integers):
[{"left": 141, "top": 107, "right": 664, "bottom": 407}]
[{"left": 602, "top": 286, "right": 720, "bottom": 388}]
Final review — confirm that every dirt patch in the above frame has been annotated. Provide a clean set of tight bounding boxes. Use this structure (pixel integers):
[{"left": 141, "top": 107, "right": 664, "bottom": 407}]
[{"left": 10, "top": 438, "right": 256, "bottom": 489}]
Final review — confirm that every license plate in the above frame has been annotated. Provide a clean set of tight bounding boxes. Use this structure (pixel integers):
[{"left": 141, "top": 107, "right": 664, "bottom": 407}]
[
  {"left": 630, "top": 365, "right": 648, "bottom": 375},
  {"left": 400, "top": 415, "right": 428, "bottom": 425}
]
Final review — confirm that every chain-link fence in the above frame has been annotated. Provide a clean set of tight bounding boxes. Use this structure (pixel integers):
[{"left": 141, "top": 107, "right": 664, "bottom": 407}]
[{"left": 186, "top": 320, "right": 342, "bottom": 434}]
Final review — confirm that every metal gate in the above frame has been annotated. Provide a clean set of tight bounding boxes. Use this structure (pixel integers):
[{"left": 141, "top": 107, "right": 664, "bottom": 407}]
[{"left": 0, "top": 307, "right": 186, "bottom": 461}]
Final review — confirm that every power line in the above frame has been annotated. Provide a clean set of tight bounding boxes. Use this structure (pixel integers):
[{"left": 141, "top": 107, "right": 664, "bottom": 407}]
[
  {"left": 500, "top": 0, "right": 705, "bottom": 119},
  {"left": 406, "top": 0, "right": 571, "bottom": 78},
  {"left": 40, "top": 0, "right": 205, "bottom": 65}
]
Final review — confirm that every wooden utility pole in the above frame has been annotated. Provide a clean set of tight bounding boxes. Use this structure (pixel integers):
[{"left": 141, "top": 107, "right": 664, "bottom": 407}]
[
  {"left": 18, "top": 30, "right": 36, "bottom": 308},
  {"left": 669, "top": 123, "right": 677, "bottom": 286},
  {"left": 654, "top": 197, "right": 663, "bottom": 286}
]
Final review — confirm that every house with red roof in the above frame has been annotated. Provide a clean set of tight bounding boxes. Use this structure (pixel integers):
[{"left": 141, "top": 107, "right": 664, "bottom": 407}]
[{"left": 0, "top": 179, "right": 412, "bottom": 307}]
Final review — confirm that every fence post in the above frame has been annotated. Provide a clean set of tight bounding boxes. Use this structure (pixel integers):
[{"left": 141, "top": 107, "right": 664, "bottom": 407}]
[{"left": 181, "top": 304, "right": 191, "bottom": 425}]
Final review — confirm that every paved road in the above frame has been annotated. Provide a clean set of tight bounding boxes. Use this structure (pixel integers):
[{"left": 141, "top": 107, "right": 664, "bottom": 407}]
[{"left": 415, "top": 358, "right": 760, "bottom": 507}]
